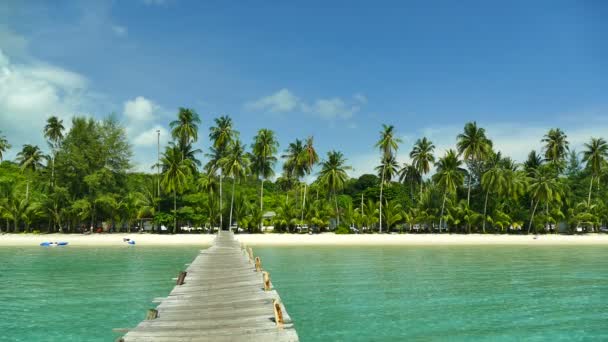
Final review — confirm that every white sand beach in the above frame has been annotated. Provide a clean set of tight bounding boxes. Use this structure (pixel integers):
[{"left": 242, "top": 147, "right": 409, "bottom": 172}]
[{"left": 1, "top": 232, "right": 608, "bottom": 247}]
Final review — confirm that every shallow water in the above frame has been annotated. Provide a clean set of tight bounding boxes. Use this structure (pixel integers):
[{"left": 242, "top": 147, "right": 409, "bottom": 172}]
[
  {"left": 0, "top": 246, "right": 201, "bottom": 341},
  {"left": 0, "top": 245, "right": 606, "bottom": 341},
  {"left": 254, "top": 246, "right": 608, "bottom": 341}
]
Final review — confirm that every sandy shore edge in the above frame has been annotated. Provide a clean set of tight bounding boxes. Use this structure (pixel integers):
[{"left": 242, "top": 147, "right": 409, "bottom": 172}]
[{"left": 1, "top": 233, "right": 608, "bottom": 246}]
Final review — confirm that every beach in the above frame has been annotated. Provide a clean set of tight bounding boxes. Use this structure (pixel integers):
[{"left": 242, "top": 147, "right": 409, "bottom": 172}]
[{"left": 2, "top": 232, "right": 608, "bottom": 246}]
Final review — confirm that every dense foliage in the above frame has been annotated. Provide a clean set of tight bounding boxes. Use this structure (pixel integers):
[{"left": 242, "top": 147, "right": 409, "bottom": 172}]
[{"left": 1, "top": 112, "right": 607, "bottom": 235}]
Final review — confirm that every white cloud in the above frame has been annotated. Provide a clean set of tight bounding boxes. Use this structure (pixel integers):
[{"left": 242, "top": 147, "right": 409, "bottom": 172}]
[
  {"left": 111, "top": 25, "right": 127, "bottom": 37},
  {"left": 132, "top": 125, "right": 169, "bottom": 147},
  {"left": 124, "top": 96, "right": 157, "bottom": 123},
  {"left": 306, "top": 97, "right": 360, "bottom": 120},
  {"left": 0, "top": 48, "right": 92, "bottom": 157},
  {"left": 245, "top": 88, "right": 299, "bottom": 113},
  {"left": 246, "top": 89, "right": 366, "bottom": 120}
]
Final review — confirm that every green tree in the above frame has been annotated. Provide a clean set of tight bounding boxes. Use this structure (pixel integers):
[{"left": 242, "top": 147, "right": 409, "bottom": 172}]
[
  {"left": 433, "top": 149, "right": 465, "bottom": 232},
  {"left": 170, "top": 107, "right": 201, "bottom": 161},
  {"left": 44, "top": 116, "right": 65, "bottom": 187},
  {"left": 299, "top": 136, "right": 319, "bottom": 222},
  {"left": 456, "top": 121, "right": 492, "bottom": 205},
  {"left": 375, "top": 124, "right": 401, "bottom": 233},
  {"left": 582, "top": 137, "right": 608, "bottom": 205},
  {"left": 318, "top": 151, "right": 352, "bottom": 227},
  {"left": 398, "top": 162, "right": 421, "bottom": 201},
  {"left": 208, "top": 115, "right": 238, "bottom": 229},
  {"left": 221, "top": 139, "right": 250, "bottom": 230},
  {"left": 251, "top": 128, "right": 278, "bottom": 228},
  {"left": 527, "top": 166, "right": 563, "bottom": 233},
  {"left": 161, "top": 145, "right": 193, "bottom": 233},
  {"left": 542, "top": 128, "right": 569, "bottom": 171},
  {"left": 410, "top": 137, "right": 435, "bottom": 195}
]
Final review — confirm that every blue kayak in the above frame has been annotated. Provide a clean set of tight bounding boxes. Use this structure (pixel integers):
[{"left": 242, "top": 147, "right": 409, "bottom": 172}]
[
  {"left": 127, "top": 240, "right": 136, "bottom": 245},
  {"left": 40, "top": 242, "right": 68, "bottom": 247}
]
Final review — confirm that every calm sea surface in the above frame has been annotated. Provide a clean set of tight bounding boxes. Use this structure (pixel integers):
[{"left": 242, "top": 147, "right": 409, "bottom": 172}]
[{"left": 0, "top": 245, "right": 606, "bottom": 341}]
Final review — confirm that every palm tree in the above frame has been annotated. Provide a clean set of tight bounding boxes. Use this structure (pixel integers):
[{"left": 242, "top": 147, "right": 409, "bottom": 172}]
[
  {"left": 375, "top": 124, "right": 402, "bottom": 233},
  {"left": 16, "top": 144, "right": 46, "bottom": 201},
  {"left": 480, "top": 152, "right": 508, "bottom": 233},
  {"left": 251, "top": 129, "right": 278, "bottom": 228},
  {"left": 208, "top": 115, "right": 238, "bottom": 229},
  {"left": 410, "top": 137, "right": 435, "bottom": 194},
  {"left": 161, "top": 145, "right": 193, "bottom": 233},
  {"left": 0, "top": 130, "right": 11, "bottom": 162},
  {"left": 582, "top": 138, "right": 608, "bottom": 205},
  {"left": 527, "top": 166, "right": 563, "bottom": 233},
  {"left": 299, "top": 136, "right": 319, "bottom": 222},
  {"left": 456, "top": 121, "right": 492, "bottom": 205},
  {"left": 282, "top": 139, "right": 306, "bottom": 200},
  {"left": 221, "top": 139, "right": 250, "bottom": 231},
  {"left": 317, "top": 151, "right": 352, "bottom": 227},
  {"left": 44, "top": 116, "right": 64, "bottom": 187},
  {"left": 383, "top": 200, "right": 403, "bottom": 232},
  {"left": 170, "top": 108, "right": 201, "bottom": 160},
  {"left": 524, "top": 150, "right": 543, "bottom": 175},
  {"left": 398, "top": 162, "right": 421, "bottom": 200},
  {"left": 542, "top": 128, "right": 569, "bottom": 171},
  {"left": 433, "top": 149, "right": 465, "bottom": 232}
]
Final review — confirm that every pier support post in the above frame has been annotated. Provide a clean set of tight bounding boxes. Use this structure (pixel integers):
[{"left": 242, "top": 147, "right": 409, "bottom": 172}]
[
  {"left": 176, "top": 271, "right": 187, "bottom": 285},
  {"left": 255, "top": 256, "right": 262, "bottom": 272},
  {"left": 247, "top": 247, "right": 254, "bottom": 262},
  {"left": 263, "top": 271, "right": 271, "bottom": 291},
  {"left": 145, "top": 309, "right": 158, "bottom": 320},
  {"left": 273, "top": 299, "right": 284, "bottom": 327}
]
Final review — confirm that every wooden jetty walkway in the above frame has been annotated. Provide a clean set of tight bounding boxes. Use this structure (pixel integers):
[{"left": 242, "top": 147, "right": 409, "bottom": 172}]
[{"left": 118, "top": 230, "right": 299, "bottom": 342}]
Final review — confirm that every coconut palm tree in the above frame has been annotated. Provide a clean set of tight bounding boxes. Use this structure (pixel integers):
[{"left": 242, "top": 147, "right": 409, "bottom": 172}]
[
  {"left": 208, "top": 115, "right": 238, "bottom": 229},
  {"left": 582, "top": 137, "right": 608, "bottom": 205},
  {"left": 527, "top": 166, "right": 563, "bottom": 233},
  {"left": 456, "top": 121, "right": 492, "bottom": 205},
  {"left": 0, "top": 130, "right": 10, "bottom": 162},
  {"left": 398, "top": 162, "right": 421, "bottom": 200},
  {"left": 524, "top": 150, "right": 543, "bottom": 175},
  {"left": 375, "top": 124, "right": 402, "bottom": 233},
  {"left": 161, "top": 145, "right": 193, "bottom": 233},
  {"left": 480, "top": 152, "right": 508, "bottom": 233},
  {"left": 251, "top": 129, "right": 278, "bottom": 224},
  {"left": 410, "top": 137, "right": 435, "bottom": 194},
  {"left": 17, "top": 144, "right": 46, "bottom": 172},
  {"left": 43, "top": 116, "right": 64, "bottom": 187},
  {"left": 375, "top": 154, "right": 399, "bottom": 187},
  {"left": 282, "top": 139, "right": 306, "bottom": 198},
  {"left": 317, "top": 151, "right": 352, "bottom": 227},
  {"left": 170, "top": 108, "right": 201, "bottom": 159},
  {"left": 221, "top": 139, "right": 250, "bottom": 231},
  {"left": 299, "top": 136, "right": 319, "bottom": 222},
  {"left": 383, "top": 200, "right": 403, "bottom": 232},
  {"left": 542, "top": 128, "right": 569, "bottom": 171},
  {"left": 433, "top": 149, "right": 465, "bottom": 232}
]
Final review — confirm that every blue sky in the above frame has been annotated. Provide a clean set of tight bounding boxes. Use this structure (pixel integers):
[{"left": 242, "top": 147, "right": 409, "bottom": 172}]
[{"left": 1, "top": 0, "right": 607, "bottom": 177}]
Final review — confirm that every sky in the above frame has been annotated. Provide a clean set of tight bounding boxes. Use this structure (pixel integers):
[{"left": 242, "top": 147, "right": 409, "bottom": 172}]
[{"left": 1, "top": 0, "right": 607, "bottom": 179}]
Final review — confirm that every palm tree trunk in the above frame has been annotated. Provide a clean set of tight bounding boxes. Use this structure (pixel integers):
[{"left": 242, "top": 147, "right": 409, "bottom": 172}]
[
  {"left": 527, "top": 200, "right": 539, "bottom": 234},
  {"left": 334, "top": 190, "right": 340, "bottom": 227},
  {"left": 588, "top": 175, "right": 594, "bottom": 206},
  {"left": 482, "top": 189, "right": 490, "bottom": 233},
  {"left": 301, "top": 183, "right": 307, "bottom": 223},
  {"left": 379, "top": 164, "right": 385, "bottom": 233},
  {"left": 439, "top": 193, "right": 447, "bottom": 233},
  {"left": 260, "top": 179, "right": 264, "bottom": 231},
  {"left": 229, "top": 178, "right": 236, "bottom": 231},
  {"left": 173, "top": 188, "right": 177, "bottom": 234},
  {"left": 467, "top": 174, "right": 471, "bottom": 205}
]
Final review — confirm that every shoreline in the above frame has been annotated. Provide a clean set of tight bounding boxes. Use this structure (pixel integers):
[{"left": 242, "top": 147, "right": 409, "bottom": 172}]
[{"left": 1, "top": 233, "right": 608, "bottom": 246}]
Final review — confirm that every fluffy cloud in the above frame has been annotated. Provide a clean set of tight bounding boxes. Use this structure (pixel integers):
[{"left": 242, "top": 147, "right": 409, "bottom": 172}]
[
  {"left": 245, "top": 88, "right": 299, "bottom": 113},
  {"left": 124, "top": 96, "right": 157, "bottom": 123},
  {"left": 132, "top": 125, "right": 169, "bottom": 147},
  {"left": 246, "top": 88, "right": 366, "bottom": 120},
  {"left": 0, "top": 48, "right": 92, "bottom": 157}
]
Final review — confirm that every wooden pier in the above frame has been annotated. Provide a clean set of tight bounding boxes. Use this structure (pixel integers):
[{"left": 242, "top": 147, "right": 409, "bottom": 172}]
[{"left": 118, "top": 230, "right": 299, "bottom": 341}]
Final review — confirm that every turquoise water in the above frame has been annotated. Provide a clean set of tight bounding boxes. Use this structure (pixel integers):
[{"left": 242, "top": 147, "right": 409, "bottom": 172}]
[
  {"left": 1, "top": 245, "right": 607, "bottom": 341},
  {"left": 255, "top": 246, "right": 608, "bottom": 341},
  {"left": 0, "top": 246, "right": 201, "bottom": 341}
]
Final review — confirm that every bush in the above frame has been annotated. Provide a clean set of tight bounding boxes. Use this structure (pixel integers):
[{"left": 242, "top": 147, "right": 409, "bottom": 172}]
[{"left": 335, "top": 225, "right": 350, "bottom": 234}]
